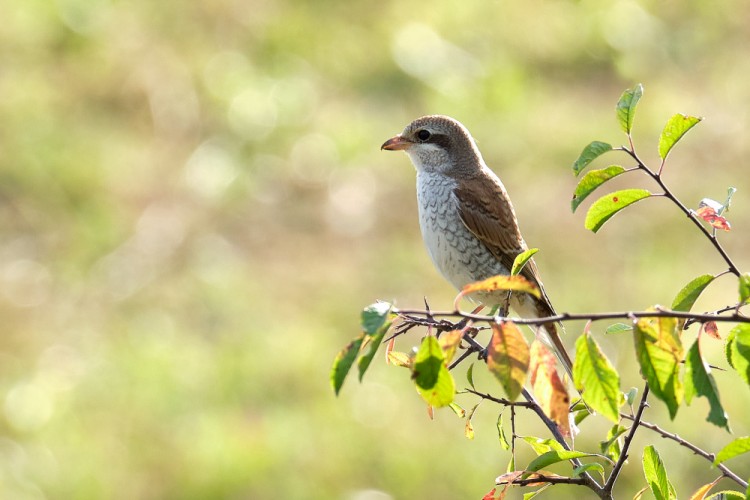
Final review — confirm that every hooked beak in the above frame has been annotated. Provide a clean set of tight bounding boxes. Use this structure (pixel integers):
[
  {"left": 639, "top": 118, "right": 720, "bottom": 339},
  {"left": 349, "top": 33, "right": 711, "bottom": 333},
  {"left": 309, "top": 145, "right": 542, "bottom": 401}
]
[{"left": 381, "top": 135, "right": 412, "bottom": 151}]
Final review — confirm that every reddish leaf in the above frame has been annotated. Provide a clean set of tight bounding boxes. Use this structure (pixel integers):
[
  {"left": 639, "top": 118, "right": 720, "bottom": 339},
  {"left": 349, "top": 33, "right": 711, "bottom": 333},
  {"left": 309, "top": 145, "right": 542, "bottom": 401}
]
[
  {"left": 529, "top": 341, "right": 571, "bottom": 437},
  {"left": 695, "top": 206, "right": 731, "bottom": 231},
  {"left": 385, "top": 336, "right": 396, "bottom": 363},
  {"left": 482, "top": 488, "right": 497, "bottom": 500},
  {"left": 702, "top": 322, "right": 721, "bottom": 340}
]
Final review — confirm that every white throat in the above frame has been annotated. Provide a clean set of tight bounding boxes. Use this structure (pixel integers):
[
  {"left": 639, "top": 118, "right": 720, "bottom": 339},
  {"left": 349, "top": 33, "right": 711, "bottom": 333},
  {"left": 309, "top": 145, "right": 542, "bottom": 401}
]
[{"left": 406, "top": 144, "right": 451, "bottom": 174}]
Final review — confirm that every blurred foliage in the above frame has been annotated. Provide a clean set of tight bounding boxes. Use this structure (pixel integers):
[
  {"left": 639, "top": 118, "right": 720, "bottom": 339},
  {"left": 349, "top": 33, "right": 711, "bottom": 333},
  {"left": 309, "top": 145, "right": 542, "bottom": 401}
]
[{"left": 1, "top": 0, "right": 750, "bottom": 498}]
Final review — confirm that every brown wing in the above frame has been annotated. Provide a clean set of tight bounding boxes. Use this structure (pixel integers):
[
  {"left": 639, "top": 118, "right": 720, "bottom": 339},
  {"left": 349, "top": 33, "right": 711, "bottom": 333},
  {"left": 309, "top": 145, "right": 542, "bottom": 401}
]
[
  {"left": 454, "top": 173, "right": 572, "bottom": 373},
  {"left": 452, "top": 175, "right": 544, "bottom": 290},
  {"left": 454, "top": 177, "right": 554, "bottom": 313}
]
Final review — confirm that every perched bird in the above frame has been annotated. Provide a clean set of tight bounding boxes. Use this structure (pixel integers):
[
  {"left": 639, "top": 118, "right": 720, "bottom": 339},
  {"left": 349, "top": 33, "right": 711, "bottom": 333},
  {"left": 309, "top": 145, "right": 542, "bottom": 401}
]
[{"left": 381, "top": 115, "right": 572, "bottom": 373}]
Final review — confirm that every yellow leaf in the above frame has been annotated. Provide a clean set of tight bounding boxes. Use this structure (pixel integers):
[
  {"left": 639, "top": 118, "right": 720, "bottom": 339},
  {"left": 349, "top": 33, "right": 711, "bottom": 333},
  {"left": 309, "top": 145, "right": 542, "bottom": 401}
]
[
  {"left": 688, "top": 476, "right": 721, "bottom": 500},
  {"left": 454, "top": 275, "right": 541, "bottom": 309},
  {"left": 487, "top": 322, "right": 530, "bottom": 400},
  {"left": 387, "top": 351, "right": 412, "bottom": 368},
  {"left": 440, "top": 330, "right": 463, "bottom": 365},
  {"left": 465, "top": 419, "right": 475, "bottom": 440},
  {"left": 656, "top": 316, "right": 684, "bottom": 358},
  {"left": 632, "top": 486, "right": 649, "bottom": 500}
]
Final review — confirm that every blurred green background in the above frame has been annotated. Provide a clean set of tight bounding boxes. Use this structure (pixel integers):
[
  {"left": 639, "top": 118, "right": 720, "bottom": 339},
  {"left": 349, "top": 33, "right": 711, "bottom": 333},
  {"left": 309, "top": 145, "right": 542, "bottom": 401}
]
[{"left": 2, "top": 0, "right": 749, "bottom": 498}]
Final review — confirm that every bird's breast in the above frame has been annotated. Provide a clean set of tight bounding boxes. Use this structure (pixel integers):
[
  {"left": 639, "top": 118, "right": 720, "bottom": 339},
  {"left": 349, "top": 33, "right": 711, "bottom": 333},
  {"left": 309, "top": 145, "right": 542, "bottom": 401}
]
[{"left": 416, "top": 172, "right": 509, "bottom": 292}]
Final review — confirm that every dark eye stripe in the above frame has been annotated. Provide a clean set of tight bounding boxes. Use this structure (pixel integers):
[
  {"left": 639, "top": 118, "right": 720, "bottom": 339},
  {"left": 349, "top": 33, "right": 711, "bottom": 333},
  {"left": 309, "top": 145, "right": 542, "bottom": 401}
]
[{"left": 429, "top": 133, "right": 451, "bottom": 149}]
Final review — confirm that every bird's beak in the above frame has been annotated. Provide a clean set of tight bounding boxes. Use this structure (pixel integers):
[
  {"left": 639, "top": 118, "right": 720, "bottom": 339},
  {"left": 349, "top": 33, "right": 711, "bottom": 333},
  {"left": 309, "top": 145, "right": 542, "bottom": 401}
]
[{"left": 381, "top": 135, "right": 412, "bottom": 151}]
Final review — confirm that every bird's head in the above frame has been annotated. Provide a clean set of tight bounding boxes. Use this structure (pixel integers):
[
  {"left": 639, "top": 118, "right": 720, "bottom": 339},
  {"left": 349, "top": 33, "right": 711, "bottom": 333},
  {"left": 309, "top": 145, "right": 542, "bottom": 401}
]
[{"left": 381, "top": 115, "right": 484, "bottom": 176}]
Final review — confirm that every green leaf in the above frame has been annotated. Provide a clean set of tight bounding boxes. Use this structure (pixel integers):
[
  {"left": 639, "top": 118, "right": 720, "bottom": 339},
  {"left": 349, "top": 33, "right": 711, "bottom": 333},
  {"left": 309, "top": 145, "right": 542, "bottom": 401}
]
[
  {"left": 684, "top": 338, "right": 730, "bottom": 431},
  {"left": 739, "top": 273, "right": 750, "bottom": 305},
  {"left": 523, "top": 485, "right": 551, "bottom": 499},
  {"left": 606, "top": 323, "right": 633, "bottom": 334},
  {"left": 521, "top": 436, "right": 566, "bottom": 455},
  {"left": 465, "top": 402, "right": 480, "bottom": 440},
  {"left": 714, "top": 436, "right": 750, "bottom": 466},
  {"left": 449, "top": 402, "right": 465, "bottom": 418},
  {"left": 584, "top": 189, "right": 652, "bottom": 233},
  {"left": 625, "top": 387, "right": 638, "bottom": 407},
  {"left": 643, "top": 445, "right": 676, "bottom": 500},
  {"left": 617, "top": 84, "right": 644, "bottom": 134},
  {"left": 412, "top": 336, "right": 455, "bottom": 407},
  {"left": 527, "top": 450, "right": 598, "bottom": 473},
  {"left": 331, "top": 335, "right": 364, "bottom": 395},
  {"left": 634, "top": 317, "right": 684, "bottom": 419},
  {"left": 600, "top": 424, "right": 627, "bottom": 462},
  {"left": 727, "top": 324, "right": 750, "bottom": 385},
  {"left": 511, "top": 248, "right": 539, "bottom": 276},
  {"left": 574, "top": 407, "right": 591, "bottom": 426},
  {"left": 361, "top": 302, "right": 392, "bottom": 335},
  {"left": 658, "top": 114, "right": 702, "bottom": 160},
  {"left": 573, "top": 141, "right": 613, "bottom": 176},
  {"left": 573, "top": 463, "right": 605, "bottom": 481},
  {"left": 573, "top": 332, "right": 622, "bottom": 423},
  {"left": 671, "top": 274, "right": 715, "bottom": 312},
  {"left": 725, "top": 328, "right": 736, "bottom": 370},
  {"left": 358, "top": 320, "right": 391, "bottom": 381},
  {"left": 497, "top": 412, "right": 510, "bottom": 450},
  {"left": 466, "top": 362, "right": 476, "bottom": 389},
  {"left": 571, "top": 165, "right": 627, "bottom": 213}
]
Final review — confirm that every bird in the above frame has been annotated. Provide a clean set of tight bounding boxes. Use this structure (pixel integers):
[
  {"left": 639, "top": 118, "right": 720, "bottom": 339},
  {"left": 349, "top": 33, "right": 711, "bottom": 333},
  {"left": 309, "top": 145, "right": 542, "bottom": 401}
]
[{"left": 381, "top": 115, "right": 573, "bottom": 374}]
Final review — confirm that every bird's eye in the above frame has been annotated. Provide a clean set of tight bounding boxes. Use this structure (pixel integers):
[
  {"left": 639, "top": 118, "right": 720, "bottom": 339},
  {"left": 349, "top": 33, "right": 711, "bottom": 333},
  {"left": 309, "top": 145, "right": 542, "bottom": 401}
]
[{"left": 416, "top": 129, "right": 431, "bottom": 141}]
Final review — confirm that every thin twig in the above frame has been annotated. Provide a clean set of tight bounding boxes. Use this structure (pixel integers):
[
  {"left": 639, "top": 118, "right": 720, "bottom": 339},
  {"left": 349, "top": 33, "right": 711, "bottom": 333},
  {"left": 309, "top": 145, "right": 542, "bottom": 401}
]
[
  {"left": 510, "top": 404, "right": 516, "bottom": 470},
  {"left": 463, "top": 388, "right": 537, "bottom": 408},
  {"left": 684, "top": 302, "right": 744, "bottom": 328},
  {"left": 620, "top": 413, "right": 748, "bottom": 489},
  {"left": 448, "top": 348, "right": 476, "bottom": 370},
  {"left": 603, "top": 385, "right": 650, "bottom": 495},
  {"left": 621, "top": 147, "right": 741, "bottom": 277},
  {"left": 467, "top": 388, "right": 605, "bottom": 495}
]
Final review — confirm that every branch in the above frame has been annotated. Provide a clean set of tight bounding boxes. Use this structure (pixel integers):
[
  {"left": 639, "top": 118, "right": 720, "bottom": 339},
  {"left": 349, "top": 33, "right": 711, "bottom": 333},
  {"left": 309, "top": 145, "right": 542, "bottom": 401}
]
[
  {"left": 603, "top": 384, "right": 650, "bottom": 495},
  {"left": 621, "top": 146, "right": 742, "bottom": 277},
  {"left": 497, "top": 473, "right": 587, "bottom": 487},
  {"left": 620, "top": 413, "right": 748, "bottom": 489},
  {"left": 395, "top": 307, "right": 749, "bottom": 327},
  {"left": 467, "top": 388, "right": 606, "bottom": 495}
]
